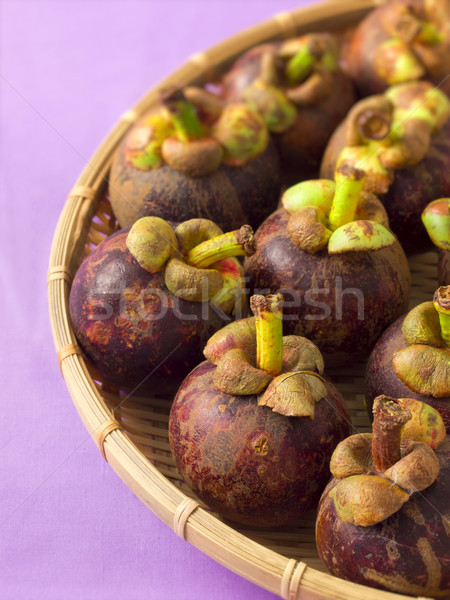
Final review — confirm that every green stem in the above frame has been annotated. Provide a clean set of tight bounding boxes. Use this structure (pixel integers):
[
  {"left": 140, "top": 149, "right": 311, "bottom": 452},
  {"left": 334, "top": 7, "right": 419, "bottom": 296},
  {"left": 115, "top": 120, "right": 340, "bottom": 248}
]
[
  {"left": 250, "top": 294, "right": 284, "bottom": 377},
  {"left": 328, "top": 166, "right": 366, "bottom": 231},
  {"left": 186, "top": 225, "right": 256, "bottom": 269},
  {"left": 162, "top": 91, "right": 203, "bottom": 142},
  {"left": 285, "top": 44, "right": 315, "bottom": 84},
  {"left": 433, "top": 286, "right": 450, "bottom": 346}
]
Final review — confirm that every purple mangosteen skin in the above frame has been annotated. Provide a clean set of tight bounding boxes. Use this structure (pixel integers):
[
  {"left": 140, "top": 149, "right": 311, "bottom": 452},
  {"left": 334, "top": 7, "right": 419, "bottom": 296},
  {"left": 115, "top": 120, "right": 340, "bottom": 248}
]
[
  {"left": 244, "top": 208, "right": 411, "bottom": 367},
  {"left": 221, "top": 43, "right": 356, "bottom": 184},
  {"left": 69, "top": 229, "right": 226, "bottom": 394},
  {"left": 344, "top": 0, "right": 450, "bottom": 98},
  {"left": 365, "top": 315, "right": 450, "bottom": 432},
  {"left": 316, "top": 441, "right": 450, "bottom": 597},
  {"left": 169, "top": 360, "right": 352, "bottom": 527},
  {"left": 108, "top": 137, "right": 281, "bottom": 232},
  {"left": 321, "top": 119, "right": 450, "bottom": 255},
  {"left": 439, "top": 250, "right": 450, "bottom": 286}
]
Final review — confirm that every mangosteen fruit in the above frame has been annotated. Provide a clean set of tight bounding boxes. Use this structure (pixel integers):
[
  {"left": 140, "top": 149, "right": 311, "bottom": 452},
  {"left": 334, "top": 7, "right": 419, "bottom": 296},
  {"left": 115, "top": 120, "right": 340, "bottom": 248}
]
[
  {"left": 343, "top": 0, "right": 450, "bottom": 97},
  {"left": 169, "top": 294, "right": 352, "bottom": 527},
  {"left": 69, "top": 216, "right": 256, "bottom": 394},
  {"left": 320, "top": 81, "right": 450, "bottom": 254},
  {"left": 365, "top": 285, "right": 450, "bottom": 431},
  {"left": 220, "top": 33, "right": 356, "bottom": 184},
  {"left": 316, "top": 395, "right": 449, "bottom": 597},
  {"left": 108, "top": 87, "right": 281, "bottom": 232},
  {"left": 244, "top": 166, "right": 411, "bottom": 367},
  {"left": 422, "top": 198, "right": 450, "bottom": 285}
]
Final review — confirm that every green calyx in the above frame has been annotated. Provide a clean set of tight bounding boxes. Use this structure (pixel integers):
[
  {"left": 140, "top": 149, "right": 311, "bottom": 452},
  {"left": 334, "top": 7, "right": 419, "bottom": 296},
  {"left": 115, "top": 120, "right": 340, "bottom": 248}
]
[
  {"left": 211, "top": 104, "right": 268, "bottom": 166},
  {"left": 339, "top": 82, "right": 450, "bottom": 195},
  {"left": 375, "top": 39, "right": 425, "bottom": 85},
  {"left": 240, "top": 34, "right": 339, "bottom": 134},
  {"left": 283, "top": 168, "right": 394, "bottom": 254},
  {"left": 125, "top": 112, "right": 175, "bottom": 171},
  {"left": 422, "top": 199, "right": 450, "bottom": 251},
  {"left": 242, "top": 80, "right": 297, "bottom": 134},
  {"left": 125, "top": 87, "right": 269, "bottom": 175},
  {"left": 205, "top": 294, "right": 326, "bottom": 418},
  {"left": 393, "top": 344, "right": 450, "bottom": 397},
  {"left": 395, "top": 289, "right": 450, "bottom": 398},
  {"left": 126, "top": 216, "right": 178, "bottom": 273},
  {"left": 127, "top": 217, "right": 250, "bottom": 312},
  {"left": 328, "top": 221, "right": 396, "bottom": 254}
]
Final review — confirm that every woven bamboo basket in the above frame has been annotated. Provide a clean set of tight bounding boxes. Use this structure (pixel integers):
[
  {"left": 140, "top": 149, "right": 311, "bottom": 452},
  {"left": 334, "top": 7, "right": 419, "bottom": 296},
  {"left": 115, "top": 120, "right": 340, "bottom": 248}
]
[{"left": 48, "top": 1, "right": 443, "bottom": 598}]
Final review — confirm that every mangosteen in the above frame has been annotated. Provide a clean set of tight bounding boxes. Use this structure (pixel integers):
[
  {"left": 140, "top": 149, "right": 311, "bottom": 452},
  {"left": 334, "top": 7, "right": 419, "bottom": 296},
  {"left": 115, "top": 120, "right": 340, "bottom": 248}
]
[
  {"left": 316, "top": 395, "right": 449, "bottom": 597},
  {"left": 169, "top": 294, "right": 352, "bottom": 527},
  {"left": 343, "top": 0, "right": 450, "bottom": 98},
  {"left": 108, "top": 87, "right": 281, "bottom": 232},
  {"left": 320, "top": 81, "right": 450, "bottom": 254},
  {"left": 220, "top": 33, "right": 356, "bottom": 184},
  {"left": 244, "top": 166, "right": 411, "bottom": 367},
  {"left": 69, "top": 216, "right": 256, "bottom": 394},
  {"left": 422, "top": 198, "right": 450, "bottom": 285},
  {"left": 365, "top": 285, "right": 450, "bottom": 431}
]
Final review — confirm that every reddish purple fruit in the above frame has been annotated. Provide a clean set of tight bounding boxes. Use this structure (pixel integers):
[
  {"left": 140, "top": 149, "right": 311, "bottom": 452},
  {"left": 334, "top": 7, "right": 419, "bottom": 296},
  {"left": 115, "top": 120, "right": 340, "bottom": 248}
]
[
  {"left": 245, "top": 169, "right": 411, "bottom": 367},
  {"left": 169, "top": 294, "right": 352, "bottom": 527},
  {"left": 344, "top": 0, "right": 450, "bottom": 97},
  {"left": 69, "top": 216, "right": 254, "bottom": 394},
  {"left": 108, "top": 87, "right": 281, "bottom": 232},
  {"left": 316, "top": 396, "right": 449, "bottom": 598},
  {"left": 321, "top": 81, "right": 450, "bottom": 254},
  {"left": 366, "top": 286, "right": 450, "bottom": 432},
  {"left": 220, "top": 33, "right": 356, "bottom": 184}
]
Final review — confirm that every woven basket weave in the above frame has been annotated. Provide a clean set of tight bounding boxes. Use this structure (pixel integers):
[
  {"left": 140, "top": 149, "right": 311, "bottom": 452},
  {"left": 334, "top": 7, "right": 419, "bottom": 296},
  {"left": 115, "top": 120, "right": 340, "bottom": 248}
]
[{"left": 48, "top": 1, "right": 441, "bottom": 598}]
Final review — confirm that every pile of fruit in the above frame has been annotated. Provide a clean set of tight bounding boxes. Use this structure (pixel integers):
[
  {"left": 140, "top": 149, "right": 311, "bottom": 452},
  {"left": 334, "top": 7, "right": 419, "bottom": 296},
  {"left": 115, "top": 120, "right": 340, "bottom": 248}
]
[{"left": 69, "top": 1, "right": 450, "bottom": 596}]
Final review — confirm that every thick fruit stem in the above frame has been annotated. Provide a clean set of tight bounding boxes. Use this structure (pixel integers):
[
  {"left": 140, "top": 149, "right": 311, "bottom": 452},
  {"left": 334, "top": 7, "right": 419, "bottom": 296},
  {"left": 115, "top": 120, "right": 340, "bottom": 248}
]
[
  {"left": 433, "top": 286, "right": 450, "bottom": 346},
  {"left": 371, "top": 396, "right": 412, "bottom": 473},
  {"left": 186, "top": 225, "right": 256, "bottom": 268},
  {"left": 250, "top": 294, "right": 283, "bottom": 377},
  {"left": 161, "top": 90, "right": 203, "bottom": 142},
  {"left": 329, "top": 166, "right": 366, "bottom": 231},
  {"left": 285, "top": 43, "right": 315, "bottom": 84}
]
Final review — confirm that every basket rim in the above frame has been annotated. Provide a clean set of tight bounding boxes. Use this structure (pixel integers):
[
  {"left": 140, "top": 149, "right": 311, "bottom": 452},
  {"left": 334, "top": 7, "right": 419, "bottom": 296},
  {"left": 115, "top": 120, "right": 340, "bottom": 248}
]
[{"left": 47, "top": 1, "right": 428, "bottom": 599}]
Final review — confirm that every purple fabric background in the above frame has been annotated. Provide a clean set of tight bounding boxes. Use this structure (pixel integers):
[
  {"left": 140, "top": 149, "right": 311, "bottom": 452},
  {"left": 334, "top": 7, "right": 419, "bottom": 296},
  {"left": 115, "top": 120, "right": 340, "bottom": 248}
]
[{"left": 1, "top": 1, "right": 316, "bottom": 598}]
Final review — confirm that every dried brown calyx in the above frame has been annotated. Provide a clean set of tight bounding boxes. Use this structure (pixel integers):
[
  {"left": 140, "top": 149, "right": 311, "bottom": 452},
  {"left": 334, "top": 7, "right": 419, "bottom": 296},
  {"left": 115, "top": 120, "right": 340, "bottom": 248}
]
[
  {"left": 392, "top": 285, "right": 450, "bottom": 397},
  {"left": 337, "top": 81, "right": 450, "bottom": 194},
  {"left": 240, "top": 33, "right": 340, "bottom": 133},
  {"left": 329, "top": 396, "right": 445, "bottom": 526},
  {"left": 281, "top": 166, "right": 394, "bottom": 254},
  {"left": 203, "top": 293, "right": 326, "bottom": 417},
  {"left": 124, "top": 86, "right": 268, "bottom": 176},
  {"left": 126, "top": 216, "right": 256, "bottom": 314}
]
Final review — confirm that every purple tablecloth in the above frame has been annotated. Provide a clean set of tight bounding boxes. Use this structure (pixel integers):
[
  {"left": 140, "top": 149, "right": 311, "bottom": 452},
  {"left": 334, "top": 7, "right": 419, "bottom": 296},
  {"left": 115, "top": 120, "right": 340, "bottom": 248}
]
[{"left": 2, "top": 1, "right": 317, "bottom": 598}]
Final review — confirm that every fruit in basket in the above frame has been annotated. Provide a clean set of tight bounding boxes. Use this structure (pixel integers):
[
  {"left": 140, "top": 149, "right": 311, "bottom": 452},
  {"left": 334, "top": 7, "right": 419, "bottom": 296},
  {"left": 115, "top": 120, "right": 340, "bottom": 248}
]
[
  {"left": 316, "top": 395, "right": 449, "bottom": 597},
  {"left": 422, "top": 199, "right": 450, "bottom": 285},
  {"left": 343, "top": 0, "right": 450, "bottom": 97},
  {"left": 320, "top": 81, "right": 450, "bottom": 254},
  {"left": 169, "top": 294, "right": 351, "bottom": 527},
  {"left": 244, "top": 166, "right": 411, "bottom": 367},
  {"left": 108, "top": 87, "right": 281, "bottom": 232},
  {"left": 219, "top": 33, "right": 356, "bottom": 184},
  {"left": 365, "top": 285, "right": 450, "bottom": 431},
  {"left": 69, "top": 216, "right": 256, "bottom": 394}
]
